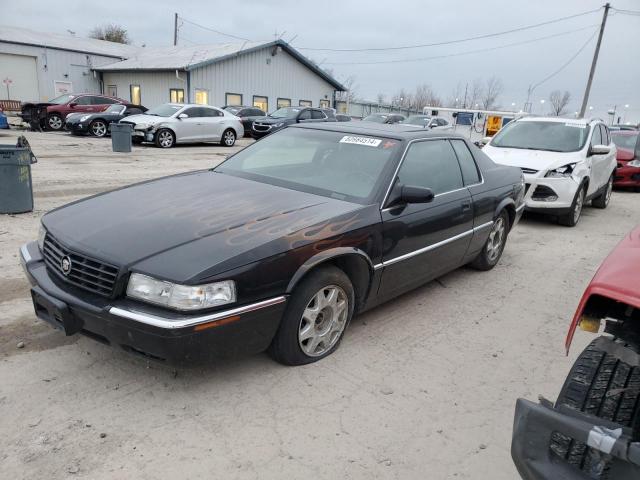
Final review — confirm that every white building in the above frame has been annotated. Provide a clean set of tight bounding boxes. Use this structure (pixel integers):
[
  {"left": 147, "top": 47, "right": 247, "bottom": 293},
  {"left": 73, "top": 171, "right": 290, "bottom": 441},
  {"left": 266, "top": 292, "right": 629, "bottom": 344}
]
[{"left": 0, "top": 26, "right": 345, "bottom": 111}]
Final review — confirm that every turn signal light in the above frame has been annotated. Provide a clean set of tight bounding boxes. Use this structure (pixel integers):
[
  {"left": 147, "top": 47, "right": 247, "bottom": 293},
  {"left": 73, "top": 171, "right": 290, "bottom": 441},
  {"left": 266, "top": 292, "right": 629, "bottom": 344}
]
[{"left": 578, "top": 315, "right": 601, "bottom": 333}]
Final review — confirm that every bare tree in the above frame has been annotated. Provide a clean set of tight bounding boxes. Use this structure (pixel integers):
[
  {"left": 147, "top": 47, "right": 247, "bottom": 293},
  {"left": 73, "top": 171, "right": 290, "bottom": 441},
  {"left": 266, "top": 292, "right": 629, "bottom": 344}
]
[
  {"left": 90, "top": 24, "right": 131, "bottom": 44},
  {"left": 480, "top": 76, "right": 503, "bottom": 110},
  {"left": 412, "top": 84, "right": 442, "bottom": 109},
  {"left": 376, "top": 93, "right": 386, "bottom": 105},
  {"left": 335, "top": 75, "right": 359, "bottom": 103},
  {"left": 468, "top": 78, "right": 484, "bottom": 109},
  {"left": 447, "top": 82, "right": 465, "bottom": 107},
  {"left": 549, "top": 90, "right": 571, "bottom": 116},
  {"left": 391, "top": 88, "right": 412, "bottom": 109}
]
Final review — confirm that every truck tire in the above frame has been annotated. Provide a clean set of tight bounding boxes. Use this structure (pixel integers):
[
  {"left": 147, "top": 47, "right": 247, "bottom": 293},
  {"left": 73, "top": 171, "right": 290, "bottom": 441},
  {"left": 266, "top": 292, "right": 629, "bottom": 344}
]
[{"left": 550, "top": 338, "right": 640, "bottom": 478}]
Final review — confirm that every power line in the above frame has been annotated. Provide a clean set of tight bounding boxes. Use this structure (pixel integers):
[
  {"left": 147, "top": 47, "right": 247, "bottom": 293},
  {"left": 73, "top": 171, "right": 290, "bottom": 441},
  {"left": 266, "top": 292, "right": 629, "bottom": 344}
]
[
  {"left": 180, "top": 16, "right": 253, "bottom": 42},
  {"left": 611, "top": 7, "right": 640, "bottom": 16},
  {"left": 297, "top": 7, "right": 602, "bottom": 52},
  {"left": 323, "top": 25, "right": 599, "bottom": 65}
]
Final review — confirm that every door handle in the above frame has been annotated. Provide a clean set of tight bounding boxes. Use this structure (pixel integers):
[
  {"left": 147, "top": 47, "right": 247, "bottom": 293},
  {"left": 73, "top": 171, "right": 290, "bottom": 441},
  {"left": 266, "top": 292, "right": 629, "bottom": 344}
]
[{"left": 461, "top": 201, "right": 471, "bottom": 213}]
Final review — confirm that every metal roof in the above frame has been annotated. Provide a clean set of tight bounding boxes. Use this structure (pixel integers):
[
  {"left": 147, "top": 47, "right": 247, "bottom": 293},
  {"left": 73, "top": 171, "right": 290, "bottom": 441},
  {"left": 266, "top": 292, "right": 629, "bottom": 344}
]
[
  {"left": 0, "top": 25, "right": 138, "bottom": 58},
  {"left": 93, "top": 40, "right": 346, "bottom": 91}
]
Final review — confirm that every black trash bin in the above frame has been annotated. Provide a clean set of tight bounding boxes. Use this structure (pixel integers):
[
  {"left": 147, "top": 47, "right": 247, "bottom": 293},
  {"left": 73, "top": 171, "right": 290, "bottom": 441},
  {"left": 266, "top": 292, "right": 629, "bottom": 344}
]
[
  {"left": 110, "top": 123, "right": 133, "bottom": 152},
  {"left": 0, "top": 136, "right": 37, "bottom": 214}
]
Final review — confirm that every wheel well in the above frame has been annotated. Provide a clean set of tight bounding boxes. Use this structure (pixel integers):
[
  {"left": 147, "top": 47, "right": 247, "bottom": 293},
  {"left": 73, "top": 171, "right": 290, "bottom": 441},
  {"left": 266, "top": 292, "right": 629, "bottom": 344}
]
[
  {"left": 296, "top": 255, "right": 372, "bottom": 313},
  {"left": 584, "top": 294, "right": 640, "bottom": 352},
  {"left": 223, "top": 127, "right": 236, "bottom": 136},
  {"left": 502, "top": 204, "right": 516, "bottom": 231}
]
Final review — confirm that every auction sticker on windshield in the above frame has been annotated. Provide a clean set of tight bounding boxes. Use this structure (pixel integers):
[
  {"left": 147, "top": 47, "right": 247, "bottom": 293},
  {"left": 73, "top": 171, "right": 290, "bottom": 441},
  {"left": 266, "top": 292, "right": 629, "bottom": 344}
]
[{"left": 339, "top": 136, "right": 382, "bottom": 147}]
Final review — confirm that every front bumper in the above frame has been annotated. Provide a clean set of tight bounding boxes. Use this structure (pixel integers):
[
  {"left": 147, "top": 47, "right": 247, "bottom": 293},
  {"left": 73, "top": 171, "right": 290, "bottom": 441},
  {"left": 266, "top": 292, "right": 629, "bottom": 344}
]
[
  {"left": 522, "top": 172, "right": 581, "bottom": 214},
  {"left": 512, "top": 398, "right": 640, "bottom": 480},
  {"left": 20, "top": 242, "right": 287, "bottom": 363},
  {"left": 614, "top": 166, "right": 640, "bottom": 187},
  {"left": 65, "top": 121, "right": 89, "bottom": 134}
]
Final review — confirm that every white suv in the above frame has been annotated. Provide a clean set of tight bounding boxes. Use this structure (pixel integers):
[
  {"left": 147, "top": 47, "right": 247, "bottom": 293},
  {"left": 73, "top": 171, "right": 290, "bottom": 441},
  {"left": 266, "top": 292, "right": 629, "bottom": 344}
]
[{"left": 482, "top": 117, "right": 616, "bottom": 226}]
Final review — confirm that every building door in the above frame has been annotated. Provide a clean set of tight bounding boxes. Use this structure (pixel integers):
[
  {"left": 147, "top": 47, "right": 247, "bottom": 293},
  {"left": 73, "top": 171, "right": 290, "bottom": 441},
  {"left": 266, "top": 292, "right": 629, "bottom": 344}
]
[{"left": 0, "top": 53, "right": 40, "bottom": 102}]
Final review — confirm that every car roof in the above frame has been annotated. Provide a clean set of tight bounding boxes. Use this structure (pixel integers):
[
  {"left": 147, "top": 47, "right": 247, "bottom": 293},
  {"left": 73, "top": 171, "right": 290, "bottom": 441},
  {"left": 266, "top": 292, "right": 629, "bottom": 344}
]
[
  {"left": 291, "top": 122, "right": 467, "bottom": 140},
  {"left": 517, "top": 116, "right": 605, "bottom": 126}
]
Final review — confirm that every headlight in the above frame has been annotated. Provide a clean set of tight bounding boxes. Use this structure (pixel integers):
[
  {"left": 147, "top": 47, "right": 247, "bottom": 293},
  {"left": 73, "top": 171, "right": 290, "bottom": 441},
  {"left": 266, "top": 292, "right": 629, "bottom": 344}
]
[
  {"left": 545, "top": 163, "right": 577, "bottom": 178},
  {"left": 126, "top": 273, "right": 236, "bottom": 311},
  {"left": 135, "top": 123, "right": 149, "bottom": 130},
  {"left": 37, "top": 224, "right": 46, "bottom": 251},
  {"left": 79, "top": 115, "right": 91, "bottom": 122},
  {"left": 627, "top": 159, "right": 640, "bottom": 168}
]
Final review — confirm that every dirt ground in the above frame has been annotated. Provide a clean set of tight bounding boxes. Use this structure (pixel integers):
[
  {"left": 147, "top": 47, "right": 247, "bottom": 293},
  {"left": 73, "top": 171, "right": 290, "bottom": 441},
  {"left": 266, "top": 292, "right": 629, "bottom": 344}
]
[{"left": 0, "top": 128, "right": 638, "bottom": 479}]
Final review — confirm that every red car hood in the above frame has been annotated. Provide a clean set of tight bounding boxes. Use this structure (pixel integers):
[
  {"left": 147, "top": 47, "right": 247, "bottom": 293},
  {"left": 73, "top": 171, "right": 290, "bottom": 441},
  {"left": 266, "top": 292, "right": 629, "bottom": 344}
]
[
  {"left": 566, "top": 226, "right": 640, "bottom": 352},
  {"left": 617, "top": 147, "right": 635, "bottom": 161}
]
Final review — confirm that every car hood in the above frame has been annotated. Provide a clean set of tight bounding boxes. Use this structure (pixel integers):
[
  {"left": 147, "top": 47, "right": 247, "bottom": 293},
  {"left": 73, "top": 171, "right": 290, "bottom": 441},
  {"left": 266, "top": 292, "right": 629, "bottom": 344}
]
[
  {"left": 42, "top": 172, "right": 371, "bottom": 283},
  {"left": 254, "top": 116, "right": 294, "bottom": 125},
  {"left": 617, "top": 148, "right": 635, "bottom": 161},
  {"left": 121, "top": 114, "right": 170, "bottom": 126},
  {"left": 483, "top": 145, "right": 581, "bottom": 171}
]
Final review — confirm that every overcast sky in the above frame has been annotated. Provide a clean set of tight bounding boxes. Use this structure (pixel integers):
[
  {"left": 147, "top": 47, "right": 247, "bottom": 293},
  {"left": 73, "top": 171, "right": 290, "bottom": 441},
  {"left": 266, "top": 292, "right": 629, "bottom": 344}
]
[{"left": 4, "top": 0, "right": 639, "bottom": 122}]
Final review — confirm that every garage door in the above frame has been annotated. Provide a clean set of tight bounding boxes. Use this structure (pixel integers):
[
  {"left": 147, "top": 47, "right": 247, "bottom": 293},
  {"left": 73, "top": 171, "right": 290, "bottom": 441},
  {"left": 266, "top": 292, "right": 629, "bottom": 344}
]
[{"left": 0, "top": 53, "right": 39, "bottom": 102}]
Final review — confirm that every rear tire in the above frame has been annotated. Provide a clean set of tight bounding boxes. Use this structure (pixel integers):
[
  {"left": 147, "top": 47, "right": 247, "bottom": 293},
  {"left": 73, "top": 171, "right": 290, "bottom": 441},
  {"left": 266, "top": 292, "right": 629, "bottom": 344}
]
[
  {"left": 221, "top": 128, "right": 236, "bottom": 147},
  {"left": 47, "top": 113, "right": 63, "bottom": 131},
  {"left": 558, "top": 184, "right": 586, "bottom": 227},
  {"left": 592, "top": 174, "right": 613, "bottom": 209},
  {"left": 269, "top": 266, "right": 354, "bottom": 366},
  {"left": 551, "top": 338, "right": 640, "bottom": 478},
  {"left": 470, "top": 211, "right": 509, "bottom": 271}
]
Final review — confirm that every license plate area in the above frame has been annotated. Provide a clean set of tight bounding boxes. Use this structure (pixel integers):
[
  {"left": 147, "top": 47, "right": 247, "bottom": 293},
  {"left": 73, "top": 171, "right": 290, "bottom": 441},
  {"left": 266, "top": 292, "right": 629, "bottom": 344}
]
[{"left": 31, "top": 287, "right": 83, "bottom": 335}]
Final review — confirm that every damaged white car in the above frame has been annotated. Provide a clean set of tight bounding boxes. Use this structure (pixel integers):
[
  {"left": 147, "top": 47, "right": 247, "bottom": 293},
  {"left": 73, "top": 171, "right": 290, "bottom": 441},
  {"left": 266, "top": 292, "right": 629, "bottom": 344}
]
[
  {"left": 483, "top": 117, "right": 617, "bottom": 226},
  {"left": 121, "top": 103, "right": 244, "bottom": 148}
]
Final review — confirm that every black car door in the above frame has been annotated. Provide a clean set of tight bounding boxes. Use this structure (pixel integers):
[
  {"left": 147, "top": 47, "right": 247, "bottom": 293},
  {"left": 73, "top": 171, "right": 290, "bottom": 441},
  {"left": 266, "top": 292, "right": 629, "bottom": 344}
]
[{"left": 378, "top": 139, "right": 473, "bottom": 298}]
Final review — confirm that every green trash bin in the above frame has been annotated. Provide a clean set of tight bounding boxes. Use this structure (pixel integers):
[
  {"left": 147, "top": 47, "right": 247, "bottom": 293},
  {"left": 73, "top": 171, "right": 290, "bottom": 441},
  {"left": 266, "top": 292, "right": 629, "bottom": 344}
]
[
  {"left": 0, "top": 136, "right": 37, "bottom": 214},
  {"left": 110, "top": 122, "right": 133, "bottom": 152}
]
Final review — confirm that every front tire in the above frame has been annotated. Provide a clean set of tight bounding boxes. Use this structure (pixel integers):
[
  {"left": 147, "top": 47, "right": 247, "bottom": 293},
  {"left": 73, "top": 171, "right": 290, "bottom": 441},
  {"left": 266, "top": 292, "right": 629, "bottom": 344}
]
[
  {"left": 269, "top": 266, "right": 354, "bottom": 366},
  {"left": 551, "top": 338, "right": 640, "bottom": 478},
  {"left": 47, "top": 113, "right": 63, "bottom": 131},
  {"left": 470, "top": 211, "right": 509, "bottom": 271},
  {"left": 221, "top": 128, "right": 236, "bottom": 147},
  {"left": 155, "top": 128, "right": 175, "bottom": 148},
  {"left": 592, "top": 174, "right": 613, "bottom": 209},
  {"left": 89, "top": 120, "right": 108, "bottom": 138},
  {"left": 558, "top": 184, "right": 586, "bottom": 227}
]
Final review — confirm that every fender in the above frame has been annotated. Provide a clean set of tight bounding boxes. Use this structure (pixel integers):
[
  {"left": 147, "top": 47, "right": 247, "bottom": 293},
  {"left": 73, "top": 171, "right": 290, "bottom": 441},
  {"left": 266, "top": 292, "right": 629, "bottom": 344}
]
[
  {"left": 285, "top": 247, "right": 375, "bottom": 294},
  {"left": 494, "top": 196, "right": 516, "bottom": 228}
]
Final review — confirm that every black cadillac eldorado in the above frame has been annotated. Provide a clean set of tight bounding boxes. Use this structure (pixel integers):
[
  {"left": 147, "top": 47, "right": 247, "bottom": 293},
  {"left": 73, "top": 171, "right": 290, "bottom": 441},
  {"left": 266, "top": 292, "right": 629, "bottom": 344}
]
[{"left": 21, "top": 123, "right": 525, "bottom": 365}]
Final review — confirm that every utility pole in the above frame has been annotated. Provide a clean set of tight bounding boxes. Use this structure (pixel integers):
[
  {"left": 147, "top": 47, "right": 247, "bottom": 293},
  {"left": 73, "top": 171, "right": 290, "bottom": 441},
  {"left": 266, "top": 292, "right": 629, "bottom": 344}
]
[
  {"left": 579, "top": 3, "right": 610, "bottom": 118},
  {"left": 173, "top": 13, "right": 178, "bottom": 46}
]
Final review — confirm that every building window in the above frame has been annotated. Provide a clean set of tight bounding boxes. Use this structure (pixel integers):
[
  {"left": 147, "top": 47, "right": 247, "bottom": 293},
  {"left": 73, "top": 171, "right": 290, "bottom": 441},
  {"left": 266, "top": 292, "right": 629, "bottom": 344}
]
[
  {"left": 319, "top": 99, "right": 330, "bottom": 108},
  {"left": 106, "top": 85, "right": 117, "bottom": 97},
  {"left": 335, "top": 101, "right": 347, "bottom": 113},
  {"left": 170, "top": 88, "right": 185, "bottom": 103},
  {"left": 195, "top": 89, "right": 209, "bottom": 105},
  {"left": 277, "top": 98, "right": 291, "bottom": 109},
  {"left": 253, "top": 95, "right": 268, "bottom": 112},
  {"left": 130, "top": 85, "right": 141, "bottom": 105},
  {"left": 225, "top": 93, "right": 242, "bottom": 106},
  {"left": 299, "top": 100, "right": 312, "bottom": 107}
]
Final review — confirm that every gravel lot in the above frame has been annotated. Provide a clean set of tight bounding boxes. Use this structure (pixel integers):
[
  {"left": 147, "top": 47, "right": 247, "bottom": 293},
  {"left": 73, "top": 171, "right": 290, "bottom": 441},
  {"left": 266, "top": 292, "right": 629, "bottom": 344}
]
[{"left": 1, "top": 128, "right": 638, "bottom": 479}]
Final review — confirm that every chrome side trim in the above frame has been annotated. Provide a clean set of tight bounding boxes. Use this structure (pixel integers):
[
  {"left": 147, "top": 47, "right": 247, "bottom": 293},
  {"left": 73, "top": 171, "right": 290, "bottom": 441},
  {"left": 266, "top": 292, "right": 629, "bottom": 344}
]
[
  {"left": 109, "top": 296, "right": 287, "bottom": 330},
  {"left": 374, "top": 220, "right": 495, "bottom": 269},
  {"left": 20, "top": 243, "right": 32, "bottom": 263}
]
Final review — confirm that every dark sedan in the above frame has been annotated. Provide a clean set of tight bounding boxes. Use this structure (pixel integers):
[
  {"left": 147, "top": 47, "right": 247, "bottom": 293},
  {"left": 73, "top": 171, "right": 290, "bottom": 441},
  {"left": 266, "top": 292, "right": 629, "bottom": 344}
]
[
  {"left": 65, "top": 104, "right": 147, "bottom": 137},
  {"left": 251, "top": 106, "right": 333, "bottom": 139},
  {"left": 363, "top": 113, "right": 406, "bottom": 124},
  {"left": 222, "top": 105, "right": 266, "bottom": 137},
  {"left": 21, "top": 123, "right": 525, "bottom": 365}
]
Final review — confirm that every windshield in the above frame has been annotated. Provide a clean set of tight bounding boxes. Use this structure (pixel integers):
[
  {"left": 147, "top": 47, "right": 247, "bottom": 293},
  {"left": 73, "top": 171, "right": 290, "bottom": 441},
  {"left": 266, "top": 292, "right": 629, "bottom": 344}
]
[
  {"left": 225, "top": 106, "right": 241, "bottom": 115},
  {"left": 145, "top": 104, "right": 183, "bottom": 117},
  {"left": 48, "top": 94, "right": 75, "bottom": 105},
  {"left": 270, "top": 107, "right": 301, "bottom": 119},
  {"left": 106, "top": 104, "right": 126, "bottom": 114},
  {"left": 363, "top": 114, "right": 387, "bottom": 123},
  {"left": 611, "top": 133, "right": 638, "bottom": 151},
  {"left": 215, "top": 128, "right": 402, "bottom": 203},
  {"left": 404, "top": 115, "right": 430, "bottom": 125},
  {"left": 491, "top": 121, "right": 590, "bottom": 152}
]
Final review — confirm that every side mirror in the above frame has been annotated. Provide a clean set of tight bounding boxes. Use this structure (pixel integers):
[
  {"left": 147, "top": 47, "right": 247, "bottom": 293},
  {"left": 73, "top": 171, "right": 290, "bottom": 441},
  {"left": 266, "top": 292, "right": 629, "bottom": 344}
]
[
  {"left": 177, "top": 113, "right": 189, "bottom": 119},
  {"left": 481, "top": 136, "right": 492, "bottom": 145},
  {"left": 400, "top": 185, "right": 435, "bottom": 204},
  {"left": 590, "top": 144, "right": 610, "bottom": 156},
  {"left": 69, "top": 102, "right": 77, "bottom": 108}
]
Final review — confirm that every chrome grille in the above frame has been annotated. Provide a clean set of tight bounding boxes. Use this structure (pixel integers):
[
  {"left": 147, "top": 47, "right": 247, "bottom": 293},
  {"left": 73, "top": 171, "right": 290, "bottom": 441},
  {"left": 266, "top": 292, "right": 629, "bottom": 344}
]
[
  {"left": 252, "top": 123, "right": 272, "bottom": 132},
  {"left": 42, "top": 234, "right": 119, "bottom": 297}
]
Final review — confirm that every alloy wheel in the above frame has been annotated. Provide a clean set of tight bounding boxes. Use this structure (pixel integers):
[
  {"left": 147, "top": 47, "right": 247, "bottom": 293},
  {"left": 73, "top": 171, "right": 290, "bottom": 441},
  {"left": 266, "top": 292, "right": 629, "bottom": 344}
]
[
  {"left": 298, "top": 285, "right": 348, "bottom": 357},
  {"left": 573, "top": 188, "right": 585, "bottom": 224},
  {"left": 158, "top": 131, "right": 173, "bottom": 148},
  {"left": 223, "top": 130, "right": 235, "bottom": 146},
  {"left": 605, "top": 176, "right": 613, "bottom": 205},
  {"left": 91, "top": 121, "right": 107, "bottom": 137},
  {"left": 48, "top": 115, "right": 62, "bottom": 130},
  {"left": 486, "top": 216, "right": 506, "bottom": 262}
]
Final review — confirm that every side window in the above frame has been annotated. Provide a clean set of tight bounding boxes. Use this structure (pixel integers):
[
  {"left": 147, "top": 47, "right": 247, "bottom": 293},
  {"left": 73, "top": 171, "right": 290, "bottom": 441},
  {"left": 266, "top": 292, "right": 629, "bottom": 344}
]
[
  {"left": 600, "top": 125, "right": 610, "bottom": 145},
  {"left": 75, "top": 96, "right": 92, "bottom": 105},
  {"left": 438, "top": 118, "right": 448, "bottom": 126},
  {"left": 311, "top": 110, "right": 326, "bottom": 120},
  {"left": 298, "top": 110, "right": 312, "bottom": 120},
  {"left": 450, "top": 140, "right": 481, "bottom": 185},
  {"left": 95, "top": 96, "right": 117, "bottom": 105},
  {"left": 397, "top": 140, "right": 464, "bottom": 195},
  {"left": 252, "top": 109, "right": 265, "bottom": 116},
  {"left": 591, "top": 124, "right": 603, "bottom": 146},
  {"left": 126, "top": 108, "right": 142, "bottom": 116},
  {"left": 202, "top": 108, "right": 223, "bottom": 117},
  {"left": 182, "top": 107, "right": 202, "bottom": 118}
]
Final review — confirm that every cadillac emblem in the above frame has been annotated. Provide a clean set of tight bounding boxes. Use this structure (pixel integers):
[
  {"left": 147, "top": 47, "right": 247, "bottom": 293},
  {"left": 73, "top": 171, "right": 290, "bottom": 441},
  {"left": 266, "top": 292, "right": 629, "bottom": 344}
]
[{"left": 61, "top": 256, "right": 72, "bottom": 275}]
